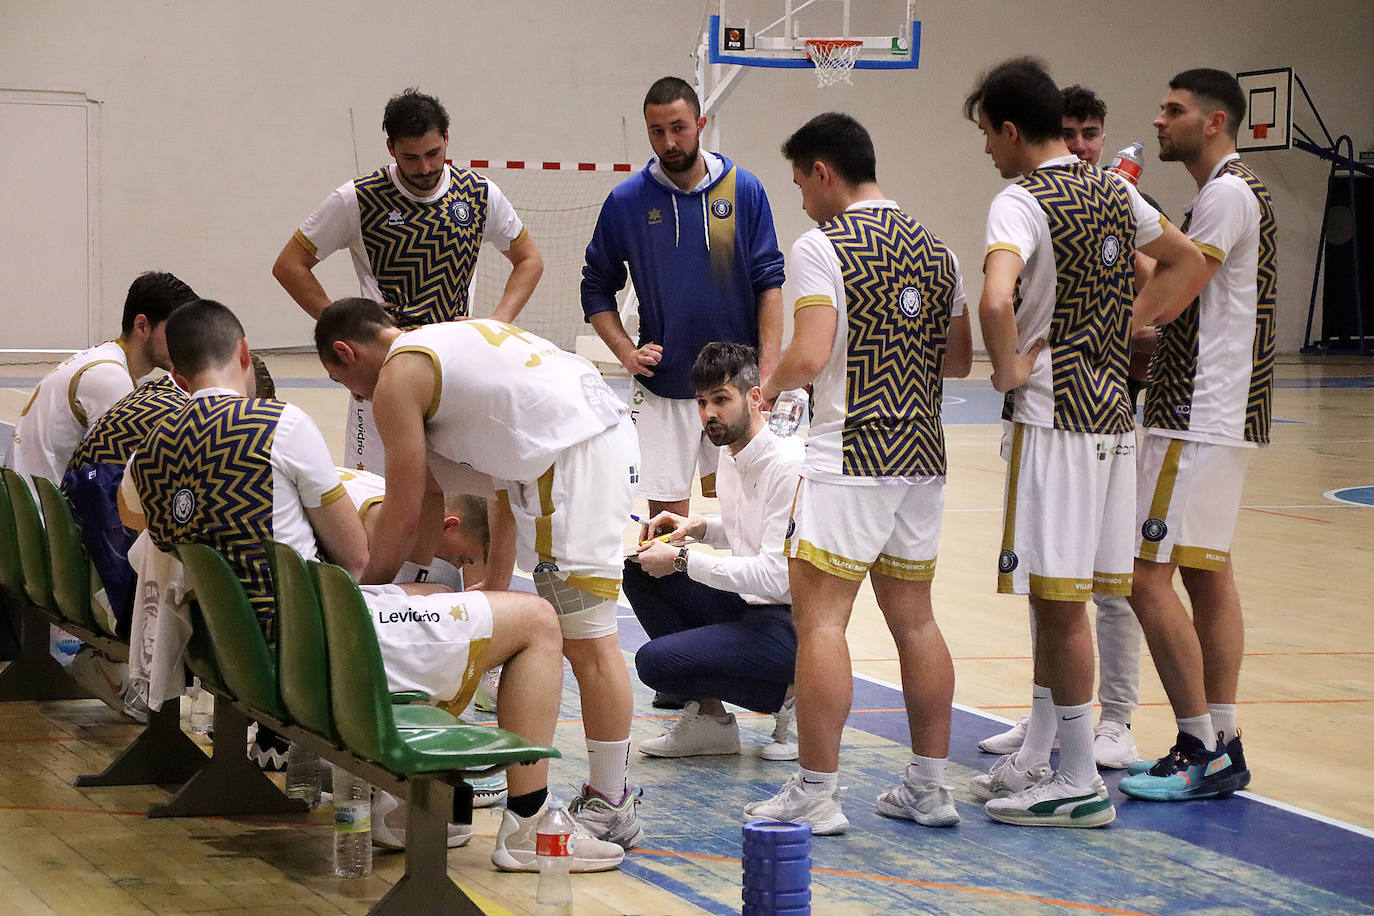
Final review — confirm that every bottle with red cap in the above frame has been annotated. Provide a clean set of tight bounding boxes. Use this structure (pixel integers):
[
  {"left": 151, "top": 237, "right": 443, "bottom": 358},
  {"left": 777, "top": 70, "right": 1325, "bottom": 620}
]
[{"left": 1106, "top": 141, "right": 1145, "bottom": 186}]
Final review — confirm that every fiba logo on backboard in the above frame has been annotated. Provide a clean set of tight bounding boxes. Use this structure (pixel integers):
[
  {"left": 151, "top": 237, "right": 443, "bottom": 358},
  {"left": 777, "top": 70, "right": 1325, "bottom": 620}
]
[
  {"left": 172, "top": 488, "right": 196, "bottom": 524},
  {"left": 450, "top": 200, "right": 474, "bottom": 227},
  {"left": 1101, "top": 235, "right": 1122, "bottom": 267},
  {"left": 898, "top": 286, "right": 922, "bottom": 318}
]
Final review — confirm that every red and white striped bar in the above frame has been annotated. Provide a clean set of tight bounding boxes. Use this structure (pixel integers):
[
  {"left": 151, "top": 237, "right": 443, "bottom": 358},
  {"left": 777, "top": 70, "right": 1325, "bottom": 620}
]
[{"left": 456, "top": 159, "right": 634, "bottom": 172}]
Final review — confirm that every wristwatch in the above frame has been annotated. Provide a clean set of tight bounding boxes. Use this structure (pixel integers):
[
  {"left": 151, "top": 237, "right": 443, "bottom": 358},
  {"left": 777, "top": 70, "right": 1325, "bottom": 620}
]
[{"left": 673, "top": 547, "right": 689, "bottom": 573}]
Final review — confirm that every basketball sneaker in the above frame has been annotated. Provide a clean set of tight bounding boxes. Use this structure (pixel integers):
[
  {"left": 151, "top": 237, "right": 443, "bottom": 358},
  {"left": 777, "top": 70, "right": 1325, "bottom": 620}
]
[
  {"left": 969, "top": 754, "right": 1054, "bottom": 801},
  {"left": 569, "top": 784, "right": 644, "bottom": 849},
  {"left": 467, "top": 771, "right": 508, "bottom": 808},
  {"left": 875, "top": 775, "right": 960, "bottom": 828},
  {"left": 639, "top": 701, "right": 740, "bottom": 757},
  {"left": 761, "top": 696, "right": 798, "bottom": 761},
  {"left": 743, "top": 775, "right": 849, "bottom": 836},
  {"left": 491, "top": 805, "right": 624, "bottom": 873},
  {"left": 247, "top": 723, "right": 290, "bottom": 772},
  {"left": 1092, "top": 720, "right": 1139, "bottom": 769},
  {"left": 371, "top": 788, "right": 472, "bottom": 850},
  {"left": 1118, "top": 732, "right": 1249, "bottom": 801},
  {"left": 978, "top": 715, "right": 1059, "bottom": 755},
  {"left": 985, "top": 773, "right": 1115, "bottom": 827}
]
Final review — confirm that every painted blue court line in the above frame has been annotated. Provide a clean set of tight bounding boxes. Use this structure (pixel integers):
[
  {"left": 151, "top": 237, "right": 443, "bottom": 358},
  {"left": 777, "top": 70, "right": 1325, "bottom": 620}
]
[
  {"left": 1274, "top": 376, "right": 1374, "bottom": 389},
  {"left": 1325, "top": 485, "right": 1374, "bottom": 506}
]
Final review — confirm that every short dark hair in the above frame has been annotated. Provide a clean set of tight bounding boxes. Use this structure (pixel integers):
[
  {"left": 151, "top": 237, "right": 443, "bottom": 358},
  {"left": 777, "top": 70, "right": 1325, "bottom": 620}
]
[
  {"left": 444, "top": 492, "right": 490, "bottom": 549},
  {"left": 691, "top": 341, "right": 760, "bottom": 396},
  {"left": 964, "top": 56, "right": 1063, "bottom": 144},
  {"left": 121, "top": 271, "right": 198, "bottom": 334},
  {"left": 643, "top": 76, "right": 700, "bottom": 117},
  {"left": 1061, "top": 85, "right": 1107, "bottom": 124},
  {"left": 382, "top": 88, "right": 449, "bottom": 140},
  {"left": 165, "top": 300, "right": 244, "bottom": 377},
  {"left": 315, "top": 298, "right": 396, "bottom": 364},
  {"left": 780, "top": 112, "right": 877, "bottom": 186},
  {"left": 1170, "top": 68, "right": 1245, "bottom": 138}
]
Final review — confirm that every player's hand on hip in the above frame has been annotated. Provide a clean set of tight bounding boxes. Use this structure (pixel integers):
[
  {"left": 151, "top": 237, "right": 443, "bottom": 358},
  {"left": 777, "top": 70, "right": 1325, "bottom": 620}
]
[
  {"left": 622, "top": 342, "right": 663, "bottom": 377},
  {"left": 991, "top": 338, "right": 1048, "bottom": 393}
]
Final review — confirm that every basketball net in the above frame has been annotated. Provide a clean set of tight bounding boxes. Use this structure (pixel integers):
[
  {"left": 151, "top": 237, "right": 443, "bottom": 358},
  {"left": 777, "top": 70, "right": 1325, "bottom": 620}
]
[{"left": 805, "top": 38, "right": 862, "bottom": 88}]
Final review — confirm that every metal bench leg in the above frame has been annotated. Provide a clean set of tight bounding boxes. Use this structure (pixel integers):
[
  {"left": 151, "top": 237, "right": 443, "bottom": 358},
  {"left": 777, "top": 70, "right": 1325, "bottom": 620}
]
[
  {"left": 0, "top": 601, "right": 92, "bottom": 702},
  {"left": 76, "top": 700, "right": 209, "bottom": 787},
  {"left": 369, "top": 779, "right": 485, "bottom": 916},
  {"left": 148, "top": 697, "right": 306, "bottom": 818}
]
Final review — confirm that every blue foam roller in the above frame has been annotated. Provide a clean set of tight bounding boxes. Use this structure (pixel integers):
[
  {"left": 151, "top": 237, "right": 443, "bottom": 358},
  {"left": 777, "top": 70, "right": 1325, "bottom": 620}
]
[
  {"left": 743, "top": 821, "right": 811, "bottom": 915},
  {"left": 742, "top": 887, "right": 812, "bottom": 910},
  {"left": 743, "top": 821, "right": 812, "bottom": 848},
  {"left": 742, "top": 855, "right": 811, "bottom": 889}
]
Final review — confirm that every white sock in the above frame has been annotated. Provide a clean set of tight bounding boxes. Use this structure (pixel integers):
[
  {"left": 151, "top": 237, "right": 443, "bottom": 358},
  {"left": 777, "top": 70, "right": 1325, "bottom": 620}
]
[
  {"left": 797, "top": 766, "right": 838, "bottom": 796},
  {"left": 907, "top": 755, "right": 946, "bottom": 785},
  {"left": 586, "top": 737, "right": 630, "bottom": 802},
  {"left": 1014, "top": 684, "right": 1057, "bottom": 769},
  {"left": 1177, "top": 714, "right": 1217, "bottom": 751},
  {"left": 1055, "top": 701, "right": 1096, "bottom": 788},
  {"left": 395, "top": 560, "right": 426, "bottom": 583},
  {"left": 427, "top": 557, "right": 463, "bottom": 589},
  {"left": 1207, "top": 704, "right": 1237, "bottom": 744}
]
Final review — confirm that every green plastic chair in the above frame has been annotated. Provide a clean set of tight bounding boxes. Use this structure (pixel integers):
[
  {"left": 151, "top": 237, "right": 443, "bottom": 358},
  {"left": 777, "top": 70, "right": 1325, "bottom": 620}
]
[
  {"left": 0, "top": 473, "right": 25, "bottom": 597},
  {"left": 2, "top": 470, "right": 53, "bottom": 609},
  {"left": 34, "top": 477, "right": 104, "bottom": 634},
  {"left": 310, "top": 559, "right": 560, "bottom": 774},
  {"left": 175, "top": 543, "right": 286, "bottom": 719}
]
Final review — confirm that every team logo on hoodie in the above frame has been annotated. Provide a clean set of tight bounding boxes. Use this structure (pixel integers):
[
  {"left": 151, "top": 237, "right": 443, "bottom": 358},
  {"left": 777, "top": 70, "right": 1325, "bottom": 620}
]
[{"left": 711, "top": 198, "right": 733, "bottom": 219}]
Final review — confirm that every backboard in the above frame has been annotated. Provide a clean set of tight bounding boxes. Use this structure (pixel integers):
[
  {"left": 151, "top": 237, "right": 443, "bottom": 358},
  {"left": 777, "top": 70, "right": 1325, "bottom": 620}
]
[
  {"left": 1236, "top": 67, "right": 1293, "bottom": 152},
  {"left": 704, "top": 0, "right": 919, "bottom": 71}
]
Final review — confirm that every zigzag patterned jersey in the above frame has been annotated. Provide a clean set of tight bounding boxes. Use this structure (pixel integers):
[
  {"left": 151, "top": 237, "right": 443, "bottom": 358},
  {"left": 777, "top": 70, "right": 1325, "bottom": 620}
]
[
  {"left": 67, "top": 376, "right": 187, "bottom": 471},
  {"left": 1015, "top": 163, "right": 1136, "bottom": 436},
  {"left": 131, "top": 396, "right": 286, "bottom": 631},
  {"left": 355, "top": 163, "right": 489, "bottom": 327},
  {"left": 821, "top": 208, "right": 960, "bottom": 477}
]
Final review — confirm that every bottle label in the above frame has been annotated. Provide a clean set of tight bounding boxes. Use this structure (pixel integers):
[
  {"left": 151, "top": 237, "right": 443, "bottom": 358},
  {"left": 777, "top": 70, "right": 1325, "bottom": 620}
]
[
  {"left": 536, "top": 832, "right": 572, "bottom": 857},
  {"left": 334, "top": 801, "right": 372, "bottom": 834},
  {"left": 1107, "top": 157, "right": 1142, "bottom": 185}
]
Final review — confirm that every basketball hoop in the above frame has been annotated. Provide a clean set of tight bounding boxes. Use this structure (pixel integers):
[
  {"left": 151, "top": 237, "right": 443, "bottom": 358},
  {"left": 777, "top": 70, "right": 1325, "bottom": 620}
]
[{"left": 805, "top": 38, "right": 863, "bottom": 87}]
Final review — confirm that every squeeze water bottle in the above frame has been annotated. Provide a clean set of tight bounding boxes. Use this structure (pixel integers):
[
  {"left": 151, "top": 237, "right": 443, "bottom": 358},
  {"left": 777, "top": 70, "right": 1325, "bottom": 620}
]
[
  {"left": 332, "top": 766, "right": 373, "bottom": 878},
  {"left": 285, "top": 743, "right": 324, "bottom": 808},
  {"left": 767, "top": 389, "right": 809, "bottom": 437},
  {"left": 1106, "top": 141, "right": 1145, "bottom": 186},
  {"left": 534, "top": 801, "right": 575, "bottom": 915}
]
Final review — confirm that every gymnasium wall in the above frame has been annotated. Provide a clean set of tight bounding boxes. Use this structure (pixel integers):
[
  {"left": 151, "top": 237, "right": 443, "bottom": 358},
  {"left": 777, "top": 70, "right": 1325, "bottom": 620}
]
[{"left": 1, "top": 0, "right": 1370, "bottom": 354}]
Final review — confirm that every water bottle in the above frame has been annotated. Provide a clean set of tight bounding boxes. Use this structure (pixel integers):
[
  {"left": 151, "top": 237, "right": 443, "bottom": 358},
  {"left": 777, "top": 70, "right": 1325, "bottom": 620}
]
[
  {"left": 1106, "top": 141, "right": 1145, "bottom": 186},
  {"left": 534, "top": 801, "right": 575, "bottom": 915},
  {"left": 188, "top": 681, "right": 214, "bottom": 735},
  {"left": 768, "top": 389, "right": 809, "bottom": 437},
  {"left": 332, "top": 766, "right": 372, "bottom": 878},
  {"left": 285, "top": 743, "right": 323, "bottom": 808}
]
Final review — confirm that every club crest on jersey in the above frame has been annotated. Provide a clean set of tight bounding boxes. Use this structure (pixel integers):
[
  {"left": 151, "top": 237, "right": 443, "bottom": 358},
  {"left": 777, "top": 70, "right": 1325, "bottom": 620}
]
[
  {"left": 386, "top": 208, "right": 405, "bottom": 227},
  {"left": 647, "top": 207, "right": 663, "bottom": 226},
  {"left": 172, "top": 488, "right": 196, "bottom": 524},
  {"left": 786, "top": 517, "right": 796, "bottom": 539},
  {"left": 710, "top": 198, "right": 733, "bottom": 219},
  {"left": 450, "top": 200, "right": 474, "bottom": 227},
  {"left": 1101, "top": 235, "right": 1122, "bottom": 266},
  {"left": 898, "top": 285, "right": 922, "bottom": 318},
  {"left": 998, "top": 549, "right": 1018, "bottom": 574},
  {"left": 533, "top": 562, "right": 559, "bottom": 573},
  {"left": 1141, "top": 518, "right": 1168, "bottom": 542}
]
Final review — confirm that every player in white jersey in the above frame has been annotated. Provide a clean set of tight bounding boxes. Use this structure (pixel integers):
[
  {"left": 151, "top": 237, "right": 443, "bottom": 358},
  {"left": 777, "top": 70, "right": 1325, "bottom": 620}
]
[
  {"left": 744, "top": 114, "right": 972, "bottom": 836},
  {"left": 966, "top": 58, "right": 1207, "bottom": 828},
  {"left": 314, "top": 299, "right": 645, "bottom": 850},
  {"left": 10, "top": 272, "right": 197, "bottom": 494},
  {"left": 272, "top": 88, "right": 544, "bottom": 472},
  {"left": 1119, "top": 69, "right": 1275, "bottom": 803}
]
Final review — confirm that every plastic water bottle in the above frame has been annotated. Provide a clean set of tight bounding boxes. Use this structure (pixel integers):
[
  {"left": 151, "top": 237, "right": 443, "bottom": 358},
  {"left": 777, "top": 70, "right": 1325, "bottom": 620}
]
[
  {"left": 1106, "top": 141, "right": 1145, "bottom": 186},
  {"left": 534, "top": 801, "right": 575, "bottom": 915},
  {"left": 188, "top": 681, "right": 214, "bottom": 735},
  {"left": 332, "top": 766, "right": 372, "bottom": 878},
  {"left": 767, "top": 389, "right": 809, "bottom": 437},
  {"left": 285, "top": 744, "right": 323, "bottom": 808}
]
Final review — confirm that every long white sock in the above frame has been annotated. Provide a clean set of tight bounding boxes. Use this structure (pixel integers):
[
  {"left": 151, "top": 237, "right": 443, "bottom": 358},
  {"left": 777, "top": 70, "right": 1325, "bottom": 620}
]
[
  {"left": 1208, "top": 703, "right": 1238, "bottom": 744},
  {"left": 1177, "top": 713, "right": 1217, "bottom": 751},
  {"left": 1014, "top": 685, "right": 1057, "bottom": 769},
  {"left": 797, "top": 766, "right": 838, "bottom": 796},
  {"left": 586, "top": 738, "right": 630, "bottom": 802},
  {"left": 907, "top": 754, "right": 946, "bottom": 785},
  {"left": 1055, "top": 701, "right": 1097, "bottom": 788}
]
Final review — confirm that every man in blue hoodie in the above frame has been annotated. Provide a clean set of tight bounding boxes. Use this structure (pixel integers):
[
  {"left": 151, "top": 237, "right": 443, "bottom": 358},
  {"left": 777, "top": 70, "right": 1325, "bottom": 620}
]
[{"left": 582, "top": 76, "right": 786, "bottom": 520}]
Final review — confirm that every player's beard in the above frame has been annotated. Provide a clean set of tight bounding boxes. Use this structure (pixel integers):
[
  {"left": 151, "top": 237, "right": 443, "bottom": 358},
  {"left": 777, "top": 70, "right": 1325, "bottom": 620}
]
[
  {"left": 660, "top": 142, "right": 700, "bottom": 175},
  {"left": 704, "top": 410, "right": 750, "bottom": 448},
  {"left": 1158, "top": 130, "right": 1202, "bottom": 163}
]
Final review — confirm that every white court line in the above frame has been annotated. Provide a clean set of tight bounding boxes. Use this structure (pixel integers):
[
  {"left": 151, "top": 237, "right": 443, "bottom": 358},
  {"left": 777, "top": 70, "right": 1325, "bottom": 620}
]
[{"left": 851, "top": 670, "right": 1374, "bottom": 839}]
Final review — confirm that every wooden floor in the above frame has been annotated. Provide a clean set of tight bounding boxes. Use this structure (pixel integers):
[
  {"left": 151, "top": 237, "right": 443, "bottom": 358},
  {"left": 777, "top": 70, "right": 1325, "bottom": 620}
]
[{"left": 1, "top": 352, "right": 1371, "bottom": 914}]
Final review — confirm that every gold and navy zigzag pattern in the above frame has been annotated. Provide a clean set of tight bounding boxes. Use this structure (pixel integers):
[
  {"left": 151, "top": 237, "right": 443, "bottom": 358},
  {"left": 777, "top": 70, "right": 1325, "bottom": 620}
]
[
  {"left": 132, "top": 396, "right": 285, "bottom": 632},
  {"left": 821, "top": 208, "right": 959, "bottom": 477},
  {"left": 356, "top": 164, "right": 488, "bottom": 327},
  {"left": 1019, "top": 163, "right": 1135, "bottom": 435},
  {"left": 68, "top": 376, "right": 187, "bottom": 470},
  {"left": 1143, "top": 255, "right": 1201, "bottom": 432},
  {"left": 1227, "top": 160, "right": 1278, "bottom": 444}
]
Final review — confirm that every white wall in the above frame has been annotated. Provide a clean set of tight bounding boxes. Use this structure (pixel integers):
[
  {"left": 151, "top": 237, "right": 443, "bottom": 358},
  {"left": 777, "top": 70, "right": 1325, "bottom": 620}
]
[{"left": 1, "top": 0, "right": 1370, "bottom": 352}]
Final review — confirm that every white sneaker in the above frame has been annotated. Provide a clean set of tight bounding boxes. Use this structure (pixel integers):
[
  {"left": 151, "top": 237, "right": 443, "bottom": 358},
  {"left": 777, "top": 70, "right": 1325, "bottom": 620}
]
[
  {"left": 969, "top": 754, "right": 1054, "bottom": 801},
  {"left": 1092, "top": 720, "right": 1139, "bottom": 769},
  {"left": 984, "top": 774, "right": 1115, "bottom": 828},
  {"left": 640, "top": 701, "right": 740, "bottom": 758},
  {"left": 467, "top": 771, "right": 508, "bottom": 808},
  {"left": 569, "top": 784, "right": 644, "bottom": 849},
  {"left": 491, "top": 806, "right": 624, "bottom": 873},
  {"left": 370, "top": 789, "right": 472, "bottom": 850},
  {"left": 68, "top": 647, "right": 147, "bottom": 723},
  {"left": 876, "top": 776, "right": 960, "bottom": 828},
  {"left": 761, "top": 696, "right": 798, "bottom": 761},
  {"left": 743, "top": 775, "right": 848, "bottom": 836},
  {"left": 472, "top": 667, "right": 500, "bottom": 714},
  {"left": 978, "top": 715, "right": 1059, "bottom": 754}
]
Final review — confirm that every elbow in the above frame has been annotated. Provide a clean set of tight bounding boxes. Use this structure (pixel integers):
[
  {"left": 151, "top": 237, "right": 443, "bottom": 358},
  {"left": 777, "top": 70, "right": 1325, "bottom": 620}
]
[{"left": 944, "top": 352, "right": 973, "bottom": 379}]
